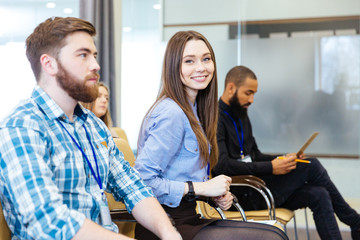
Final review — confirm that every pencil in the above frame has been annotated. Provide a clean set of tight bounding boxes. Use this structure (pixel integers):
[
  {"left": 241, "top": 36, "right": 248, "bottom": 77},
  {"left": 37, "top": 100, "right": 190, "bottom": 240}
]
[
  {"left": 295, "top": 159, "right": 311, "bottom": 164},
  {"left": 277, "top": 156, "right": 311, "bottom": 164}
]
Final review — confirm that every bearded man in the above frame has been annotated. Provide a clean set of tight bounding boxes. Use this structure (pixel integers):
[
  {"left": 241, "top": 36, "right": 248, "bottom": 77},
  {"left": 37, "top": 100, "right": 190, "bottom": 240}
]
[
  {"left": 0, "top": 17, "right": 181, "bottom": 240},
  {"left": 213, "top": 65, "right": 360, "bottom": 240}
]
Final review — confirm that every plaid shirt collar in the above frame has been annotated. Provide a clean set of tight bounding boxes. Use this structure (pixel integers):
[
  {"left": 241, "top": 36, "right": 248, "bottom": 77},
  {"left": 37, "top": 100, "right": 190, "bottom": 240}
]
[{"left": 32, "top": 85, "right": 88, "bottom": 124}]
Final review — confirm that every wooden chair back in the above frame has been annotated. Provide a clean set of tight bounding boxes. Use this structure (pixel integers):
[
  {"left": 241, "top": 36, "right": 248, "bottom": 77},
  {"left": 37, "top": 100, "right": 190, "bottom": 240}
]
[
  {"left": 111, "top": 127, "right": 129, "bottom": 143},
  {"left": 0, "top": 200, "right": 11, "bottom": 240}
]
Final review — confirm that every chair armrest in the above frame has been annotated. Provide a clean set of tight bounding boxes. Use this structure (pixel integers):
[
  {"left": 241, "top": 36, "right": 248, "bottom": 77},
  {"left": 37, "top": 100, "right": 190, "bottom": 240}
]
[
  {"left": 232, "top": 175, "right": 266, "bottom": 185},
  {"left": 230, "top": 175, "right": 276, "bottom": 220}
]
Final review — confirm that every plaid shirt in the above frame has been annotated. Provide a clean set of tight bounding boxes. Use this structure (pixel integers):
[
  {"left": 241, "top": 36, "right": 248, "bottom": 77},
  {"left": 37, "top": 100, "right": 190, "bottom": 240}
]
[{"left": 0, "top": 85, "right": 153, "bottom": 239}]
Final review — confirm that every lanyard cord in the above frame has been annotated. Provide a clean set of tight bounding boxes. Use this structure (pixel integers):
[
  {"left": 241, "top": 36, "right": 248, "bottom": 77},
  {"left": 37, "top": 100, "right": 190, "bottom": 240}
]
[
  {"left": 207, "top": 163, "right": 210, "bottom": 180},
  {"left": 223, "top": 110, "right": 244, "bottom": 158},
  {"left": 57, "top": 120, "right": 103, "bottom": 193}
]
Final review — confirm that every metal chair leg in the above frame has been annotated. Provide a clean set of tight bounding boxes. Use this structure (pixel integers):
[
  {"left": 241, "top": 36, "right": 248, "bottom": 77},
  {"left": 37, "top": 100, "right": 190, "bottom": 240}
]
[
  {"left": 304, "top": 208, "right": 310, "bottom": 240},
  {"left": 293, "top": 213, "right": 298, "bottom": 240}
]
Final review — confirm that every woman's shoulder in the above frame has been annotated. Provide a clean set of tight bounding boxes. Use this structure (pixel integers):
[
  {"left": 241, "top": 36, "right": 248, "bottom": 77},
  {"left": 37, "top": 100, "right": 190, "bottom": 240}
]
[
  {"left": 140, "top": 98, "right": 186, "bottom": 143},
  {"left": 150, "top": 97, "right": 184, "bottom": 117}
]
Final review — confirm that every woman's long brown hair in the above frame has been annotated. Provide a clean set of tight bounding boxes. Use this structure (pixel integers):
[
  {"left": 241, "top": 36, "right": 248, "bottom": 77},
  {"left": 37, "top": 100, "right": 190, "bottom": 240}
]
[{"left": 141, "top": 31, "right": 218, "bottom": 169}]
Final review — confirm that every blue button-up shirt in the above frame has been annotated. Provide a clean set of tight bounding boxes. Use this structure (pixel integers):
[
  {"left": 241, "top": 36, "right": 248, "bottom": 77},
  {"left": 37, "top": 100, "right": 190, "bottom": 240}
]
[
  {"left": 0, "top": 85, "right": 153, "bottom": 239},
  {"left": 135, "top": 98, "right": 209, "bottom": 208}
]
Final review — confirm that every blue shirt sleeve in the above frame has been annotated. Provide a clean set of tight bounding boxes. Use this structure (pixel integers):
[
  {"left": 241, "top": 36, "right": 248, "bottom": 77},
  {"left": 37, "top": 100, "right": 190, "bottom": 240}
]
[{"left": 135, "top": 99, "right": 202, "bottom": 207}]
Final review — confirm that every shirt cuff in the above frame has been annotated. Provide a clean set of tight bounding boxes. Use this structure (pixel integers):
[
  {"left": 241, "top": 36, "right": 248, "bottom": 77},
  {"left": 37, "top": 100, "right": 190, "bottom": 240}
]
[
  {"left": 257, "top": 161, "right": 273, "bottom": 175},
  {"left": 160, "top": 180, "right": 184, "bottom": 208}
]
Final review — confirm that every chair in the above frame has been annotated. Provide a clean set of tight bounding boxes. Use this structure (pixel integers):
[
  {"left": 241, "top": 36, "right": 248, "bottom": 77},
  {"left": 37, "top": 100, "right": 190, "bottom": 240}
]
[
  {"left": 196, "top": 175, "right": 306, "bottom": 238},
  {"left": 111, "top": 127, "right": 129, "bottom": 142},
  {"left": 0, "top": 200, "right": 11, "bottom": 240}
]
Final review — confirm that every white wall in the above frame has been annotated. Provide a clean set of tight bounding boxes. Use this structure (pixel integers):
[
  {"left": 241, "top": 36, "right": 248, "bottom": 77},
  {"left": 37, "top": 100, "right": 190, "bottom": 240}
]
[{"left": 164, "top": 0, "right": 360, "bottom": 24}]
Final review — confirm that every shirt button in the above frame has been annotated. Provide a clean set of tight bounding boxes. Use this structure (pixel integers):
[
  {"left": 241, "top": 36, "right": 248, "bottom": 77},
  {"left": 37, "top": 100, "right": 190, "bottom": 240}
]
[
  {"left": 96, "top": 145, "right": 99, "bottom": 149},
  {"left": 195, "top": 149, "right": 198, "bottom": 152},
  {"left": 169, "top": 203, "right": 173, "bottom": 205},
  {"left": 83, "top": 148, "right": 86, "bottom": 152},
  {"left": 62, "top": 115, "right": 66, "bottom": 120}
]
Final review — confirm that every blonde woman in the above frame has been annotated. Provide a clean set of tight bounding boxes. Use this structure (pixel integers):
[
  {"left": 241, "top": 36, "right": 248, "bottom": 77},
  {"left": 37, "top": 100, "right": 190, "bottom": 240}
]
[{"left": 82, "top": 82, "right": 118, "bottom": 137}]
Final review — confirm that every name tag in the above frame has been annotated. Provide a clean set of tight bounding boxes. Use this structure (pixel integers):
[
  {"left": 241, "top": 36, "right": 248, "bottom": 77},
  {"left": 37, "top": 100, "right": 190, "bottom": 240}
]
[
  {"left": 237, "top": 155, "right": 252, "bottom": 163},
  {"left": 100, "top": 194, "right": 112, "bottom": 229}
]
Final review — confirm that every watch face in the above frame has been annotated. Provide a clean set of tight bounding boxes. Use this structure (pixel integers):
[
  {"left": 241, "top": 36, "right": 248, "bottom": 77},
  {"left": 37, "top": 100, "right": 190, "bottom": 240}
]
[{"left": 184, "top": 193, "right": 196, "bottom": 201}]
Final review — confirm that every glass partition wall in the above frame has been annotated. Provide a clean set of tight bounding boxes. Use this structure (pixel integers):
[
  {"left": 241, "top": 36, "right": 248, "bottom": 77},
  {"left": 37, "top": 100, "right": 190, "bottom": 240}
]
[
  {"left": 121, "top": 0, "right": 360, "bottom": 158},
  {"left": 120, "top": 0, "right": 165, "bottom": 150}
]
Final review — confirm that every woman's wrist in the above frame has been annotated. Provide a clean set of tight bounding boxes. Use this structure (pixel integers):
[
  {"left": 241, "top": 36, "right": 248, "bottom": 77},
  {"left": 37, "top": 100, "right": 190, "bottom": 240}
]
[
  {"left": 192, "top": 182, "right": 205, "bottom": 196},
  {"left": 183, "top": 181, "right": 189, "bottom": 196}
]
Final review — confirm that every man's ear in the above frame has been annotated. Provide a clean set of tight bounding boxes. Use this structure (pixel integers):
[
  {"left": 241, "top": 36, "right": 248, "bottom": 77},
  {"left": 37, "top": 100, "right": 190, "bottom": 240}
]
[
  {"left": 40, "top": 54, "right": 58, "bottom": 76},
  {"left": 226, "top": 82, "right": 237, "bottom": 95}
]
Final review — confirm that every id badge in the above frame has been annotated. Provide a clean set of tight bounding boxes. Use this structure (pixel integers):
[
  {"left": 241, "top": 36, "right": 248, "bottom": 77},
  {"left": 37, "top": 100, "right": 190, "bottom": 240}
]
[
  {"left": 100, "top": 194, "right": 112, "bottom": 228},
  {"left": 237, "top": 155, "right": 252, "bottom": 163}
]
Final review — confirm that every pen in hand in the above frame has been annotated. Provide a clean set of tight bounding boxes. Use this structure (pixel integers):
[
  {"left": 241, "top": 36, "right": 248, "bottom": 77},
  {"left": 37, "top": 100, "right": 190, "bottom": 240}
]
[{"left": 277, "top": 156, "right": 311, "bottom": 164}]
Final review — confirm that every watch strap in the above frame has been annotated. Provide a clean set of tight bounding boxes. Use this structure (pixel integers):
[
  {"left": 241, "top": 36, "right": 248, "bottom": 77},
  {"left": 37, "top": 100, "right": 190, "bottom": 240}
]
[{"left": 184, "top": 181, "right": 196, "bottom": 201}]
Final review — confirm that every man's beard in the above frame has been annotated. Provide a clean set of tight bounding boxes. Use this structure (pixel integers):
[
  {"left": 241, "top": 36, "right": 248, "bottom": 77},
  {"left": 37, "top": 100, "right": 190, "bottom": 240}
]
[
  {"left": 229, "top": 90, "right": 250, "bottom": 119},
  {"left": 56, "top": 61, "right": 99, "bottom": 103}
]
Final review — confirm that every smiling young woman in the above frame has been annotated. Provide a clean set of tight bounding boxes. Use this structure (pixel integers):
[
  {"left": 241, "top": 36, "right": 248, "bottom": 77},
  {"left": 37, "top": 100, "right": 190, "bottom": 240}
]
[{"left": 133, "top": 30, "right": 289, "bottom": 240}]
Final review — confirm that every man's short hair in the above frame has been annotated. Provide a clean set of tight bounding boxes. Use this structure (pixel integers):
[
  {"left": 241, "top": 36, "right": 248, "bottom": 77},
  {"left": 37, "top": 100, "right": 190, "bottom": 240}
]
[
  {"left": 224, "top": 65, "right": 257, "bottom": 88},
  {"left": 26, "top": 17, "right": 96, "bottom": 81}
]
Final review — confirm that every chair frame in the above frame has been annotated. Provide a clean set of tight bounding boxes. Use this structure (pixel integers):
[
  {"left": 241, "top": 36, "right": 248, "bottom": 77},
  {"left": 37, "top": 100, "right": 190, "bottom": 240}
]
[
  {"left": 230, "top": 175, "right": 310, "bottom": 240},
  {"left": 231, "top": 175, "right": 276, "bottom": 220}
]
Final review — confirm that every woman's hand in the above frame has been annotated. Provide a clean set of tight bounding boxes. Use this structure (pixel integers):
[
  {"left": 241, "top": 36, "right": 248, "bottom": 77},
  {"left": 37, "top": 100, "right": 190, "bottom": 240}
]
[
  {"left": 193, "top": 175, "right": 231, "bottom": 197},
  {"left": 213, "top": 191, "right": 233, "bottom": 210}
]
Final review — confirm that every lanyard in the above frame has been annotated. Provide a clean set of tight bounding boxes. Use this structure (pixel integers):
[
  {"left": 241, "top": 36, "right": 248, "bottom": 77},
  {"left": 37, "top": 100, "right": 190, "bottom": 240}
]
[
  {"left": 206, "top": 163, "right": 210, "bottom": 180},
  {"left": 57, "top": 120, "right": 103, "bottom": 194},
  {"left": 223, "top": 110, "right": 244, "bottom": 159}
]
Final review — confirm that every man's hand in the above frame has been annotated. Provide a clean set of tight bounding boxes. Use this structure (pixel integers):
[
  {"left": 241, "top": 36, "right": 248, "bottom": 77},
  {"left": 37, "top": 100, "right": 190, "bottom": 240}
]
[{"left": 271, "top": 153, "right": 297, "bottom": 175}]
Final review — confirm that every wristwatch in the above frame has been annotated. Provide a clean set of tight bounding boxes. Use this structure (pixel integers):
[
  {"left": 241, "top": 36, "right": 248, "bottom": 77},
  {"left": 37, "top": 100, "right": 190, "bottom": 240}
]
[{"left": 184, "top": 181, "right": 196, "bottom": 201}]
